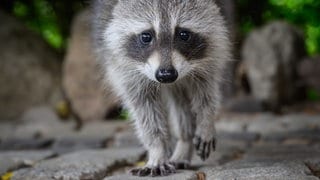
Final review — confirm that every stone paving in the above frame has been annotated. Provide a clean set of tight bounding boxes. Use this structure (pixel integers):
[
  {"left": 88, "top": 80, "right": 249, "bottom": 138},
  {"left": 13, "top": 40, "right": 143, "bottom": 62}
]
[{"left": 1, "top": 106, "right": 320, "bottom": 180}]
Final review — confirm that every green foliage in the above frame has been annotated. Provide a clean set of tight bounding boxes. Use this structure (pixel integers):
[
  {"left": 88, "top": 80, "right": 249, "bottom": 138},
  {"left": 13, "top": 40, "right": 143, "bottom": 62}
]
[
  {"left": 237, "top": 0, "right": 320, "bottom": 55},
  {"left": 11, "top": 0, "right": 85, "bottom": 50},
  {"left": 8, "top": 0, "right": 320, "bottom": 55},
  {"left": 266, "top": 0, "right": 320, "bottom": 55},
  {"left": 13, "top": 1, "right": 28, "bottom": 17},
  {"left": 13, "top": 0, "right": 64, "bottom": 49},
  {"left": 119, "top": 109, "right": 130, "bottom": 120},
  {"left": 307, "top": 88, "right": 320, "bottom": 101}
]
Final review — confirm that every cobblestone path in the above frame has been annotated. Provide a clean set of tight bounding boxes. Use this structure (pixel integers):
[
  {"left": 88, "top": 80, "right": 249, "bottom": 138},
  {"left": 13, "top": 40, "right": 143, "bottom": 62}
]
[{"left": 1, "top": 106, "right": 320, "bottom": 180}]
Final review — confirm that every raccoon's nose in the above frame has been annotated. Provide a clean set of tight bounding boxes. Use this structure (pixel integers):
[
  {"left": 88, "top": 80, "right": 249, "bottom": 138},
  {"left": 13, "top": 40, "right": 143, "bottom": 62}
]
[{"left": 155, "top": 68, "right": 178, "bottom": 83}]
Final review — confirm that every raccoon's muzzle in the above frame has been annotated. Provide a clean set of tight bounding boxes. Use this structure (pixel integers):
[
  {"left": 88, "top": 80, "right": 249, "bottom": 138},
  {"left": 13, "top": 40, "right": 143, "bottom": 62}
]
[{"left": 155, "top": 66, "right": 178, "bottom": 83}]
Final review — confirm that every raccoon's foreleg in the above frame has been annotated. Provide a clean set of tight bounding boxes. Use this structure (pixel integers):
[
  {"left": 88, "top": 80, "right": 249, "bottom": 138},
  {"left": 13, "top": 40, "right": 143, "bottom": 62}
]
[
  {"left": 166, "top": 88, "right": 195, "bottom": 169},
  {"left": 128, "top": 87, "right": 176, "bottom": 177},
  {"left": 192, "top": 84, "right": 220, "bottom": 161}
]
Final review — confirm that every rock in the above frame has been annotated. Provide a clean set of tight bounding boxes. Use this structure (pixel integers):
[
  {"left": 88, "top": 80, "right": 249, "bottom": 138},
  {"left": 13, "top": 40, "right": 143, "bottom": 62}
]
[
  {"left": 11, "top": 107, "right": 75, "bottom": 139},
  {"left": 278, "top": 114, "right": 320, "bottom": 131},
  {"left": 76, "top": 121, "right": 130, "bottom": 140},
  {"left": 246, "top": 114, "right": 320, "bottom": 136},
  {"left": 238, "top": 176, "right": 319, "bottom": 180},
  {"left": 49, "top": 121, "right": 130, "bottom": 154},
  {"left": 0, "top": 123, "right": 16, "bottom": 140},
  {"left": 282, "top": 102, "right": 320, "bottom": 114},
  {"left": 63, "top": 9, "right": 120, "bottom": 122},
  {"left": 242, "top": 21, "right": 306, "bottom": 108},
  {"left": 298, "top": 56, "right": 320, "bottom": 91},
  {"left": 246, "top": 114, "right": 294, "bottom": 135},
  {"left": 0, "top": 11, "right": 62, "bottom": 121},
  {"left": 51, "top": 138, "right": 105, "bottom": 154},
  {"left": 12, "top": 148, "right": 145, "bottom": 180},
  {"left": 223, "top": 95, "right": 266, "bottom": 113},
  {"left": 0, "top": 139, "right": 53, "bottom": 151},
  {"left": 305, "top": 158, "right": 320, "bottom": 178},
  {"left": 204, "top": 161, "right": 315, "bottom": 180},
  {"left": 12, "top": 120, "right": 128, "bottom": 142},
  {"left": 105, "top": 171, "right": 197, "bottom": 180},
  {"left": 218, "top": 131, "right": 260, "bottom": 142},
  {"left": 20, "top": 106, "right": 61, "bottom": 124},
  {"left": 243, "top": 144, "right": 320, "bottom": 161},
  {"left": 216, "top": 116, "right": 248, "bottom": 133},
  {"left": 217, "top": 113, "right": 275, "bottom": 133},
  {"left": 113, "top": 130, "right": 141, "bottom": 148},
  {"left": 0, "top": 151, "right": 55, "bottom": 175},
  {"left": 12, "top": 120, "right": 74, "bottom": 140}
]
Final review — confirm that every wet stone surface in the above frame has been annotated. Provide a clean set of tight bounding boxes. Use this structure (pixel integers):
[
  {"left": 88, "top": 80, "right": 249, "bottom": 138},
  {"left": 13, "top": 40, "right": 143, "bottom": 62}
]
[
  {"left": 12, "top": 148, "right": 145, "bottom": 180},
  {"left": 0, "top": 150, "right": 55, "bottom": 175},
  {"left": 0, "top": 107, "right": 320, "bottom": 179}
]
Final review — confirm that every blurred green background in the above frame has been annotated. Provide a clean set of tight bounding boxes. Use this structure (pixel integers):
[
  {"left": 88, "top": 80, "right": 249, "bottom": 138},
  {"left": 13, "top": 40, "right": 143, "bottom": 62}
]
[
  {"left": 0, "top": 0, "right": 319, "bottom": 105},
  {"left": 237, "top": 0, "right": 320, "bottom": 101},
  {"left": 238, "top": 0, "right": 320, "bottom": 55},
  {"left": 0, "top": 0, "right": 86, "bottom": 50},
  {"left": 1, "top": 0, "right": 319, "bottom": 55}
]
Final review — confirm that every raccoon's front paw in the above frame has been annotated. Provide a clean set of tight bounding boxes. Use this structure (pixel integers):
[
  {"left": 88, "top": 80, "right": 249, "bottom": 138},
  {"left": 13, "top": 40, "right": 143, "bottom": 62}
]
[
  {"left": 130, "top": 163, "right": 176, "bottom": 177},
  {"left": 193, "top": 135, "right": 216, "bottom": 161}
]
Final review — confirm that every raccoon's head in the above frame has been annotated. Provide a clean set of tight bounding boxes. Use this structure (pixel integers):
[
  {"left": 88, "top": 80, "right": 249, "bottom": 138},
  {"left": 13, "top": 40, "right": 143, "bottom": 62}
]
[{"left": 102, "top": 0, "right": 230, "bottom": 84}]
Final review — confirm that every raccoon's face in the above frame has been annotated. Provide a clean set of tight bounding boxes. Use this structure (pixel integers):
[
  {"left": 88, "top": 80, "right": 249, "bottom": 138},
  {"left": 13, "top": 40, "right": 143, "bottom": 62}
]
[{"left": 104, "top": 0, "right": 228, "bottom": 84}]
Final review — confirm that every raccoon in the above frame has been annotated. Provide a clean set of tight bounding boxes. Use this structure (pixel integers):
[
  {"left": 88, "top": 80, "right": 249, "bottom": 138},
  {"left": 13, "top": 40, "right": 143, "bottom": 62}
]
[{"left": 92, "top": 0, "right": 231, "bottom": 177}]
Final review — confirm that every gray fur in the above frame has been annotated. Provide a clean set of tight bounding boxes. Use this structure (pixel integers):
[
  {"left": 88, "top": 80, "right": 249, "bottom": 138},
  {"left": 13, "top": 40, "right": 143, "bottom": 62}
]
[{"left": 92, "top": 0, "right": 231, "bottom": 177}]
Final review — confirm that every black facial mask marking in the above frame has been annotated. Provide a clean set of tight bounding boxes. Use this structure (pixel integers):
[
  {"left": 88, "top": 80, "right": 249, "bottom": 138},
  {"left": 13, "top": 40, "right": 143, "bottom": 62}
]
[
  {"left": 174, "top": 27, "right": 208, "bottom": 60},
  {"left": 125, "top": 28, "right": 208, "bottom": 62},
  {"left": 125, "top": 29, "right": 156, "bottom": 62}
]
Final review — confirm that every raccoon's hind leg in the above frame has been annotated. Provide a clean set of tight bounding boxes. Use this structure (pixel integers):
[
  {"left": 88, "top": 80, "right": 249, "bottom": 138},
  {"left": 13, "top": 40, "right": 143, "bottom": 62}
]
[{"left": 167, "top": 88, "right": 196, "bottom": 169}]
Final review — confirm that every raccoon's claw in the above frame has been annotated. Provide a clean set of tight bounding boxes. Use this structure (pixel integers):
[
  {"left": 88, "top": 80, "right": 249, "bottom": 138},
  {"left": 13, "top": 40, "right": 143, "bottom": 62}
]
[
  {"left": 193, "top": 136, "right": 216, "bottom": 161},
  {"left": 130, "top": 163, "right": 176, "bottom": 177},
  {"left": 169, "top": 161, "right": 191, "bottom": 169}
]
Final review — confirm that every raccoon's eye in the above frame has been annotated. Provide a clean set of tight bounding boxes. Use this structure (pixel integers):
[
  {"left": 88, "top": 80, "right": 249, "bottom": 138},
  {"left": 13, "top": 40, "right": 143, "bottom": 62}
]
[
  {"left": 139, "top": 32, "right": 153, "bottom": 45},
  {"left": 179, "top": 30, "right": 191, "bottom": 41}
]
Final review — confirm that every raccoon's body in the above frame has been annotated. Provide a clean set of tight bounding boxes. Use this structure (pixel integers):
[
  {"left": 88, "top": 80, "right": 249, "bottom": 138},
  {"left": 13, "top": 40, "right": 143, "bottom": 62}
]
[{"left": 92, "top": 0, "right": 231, "bottom": 177}]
